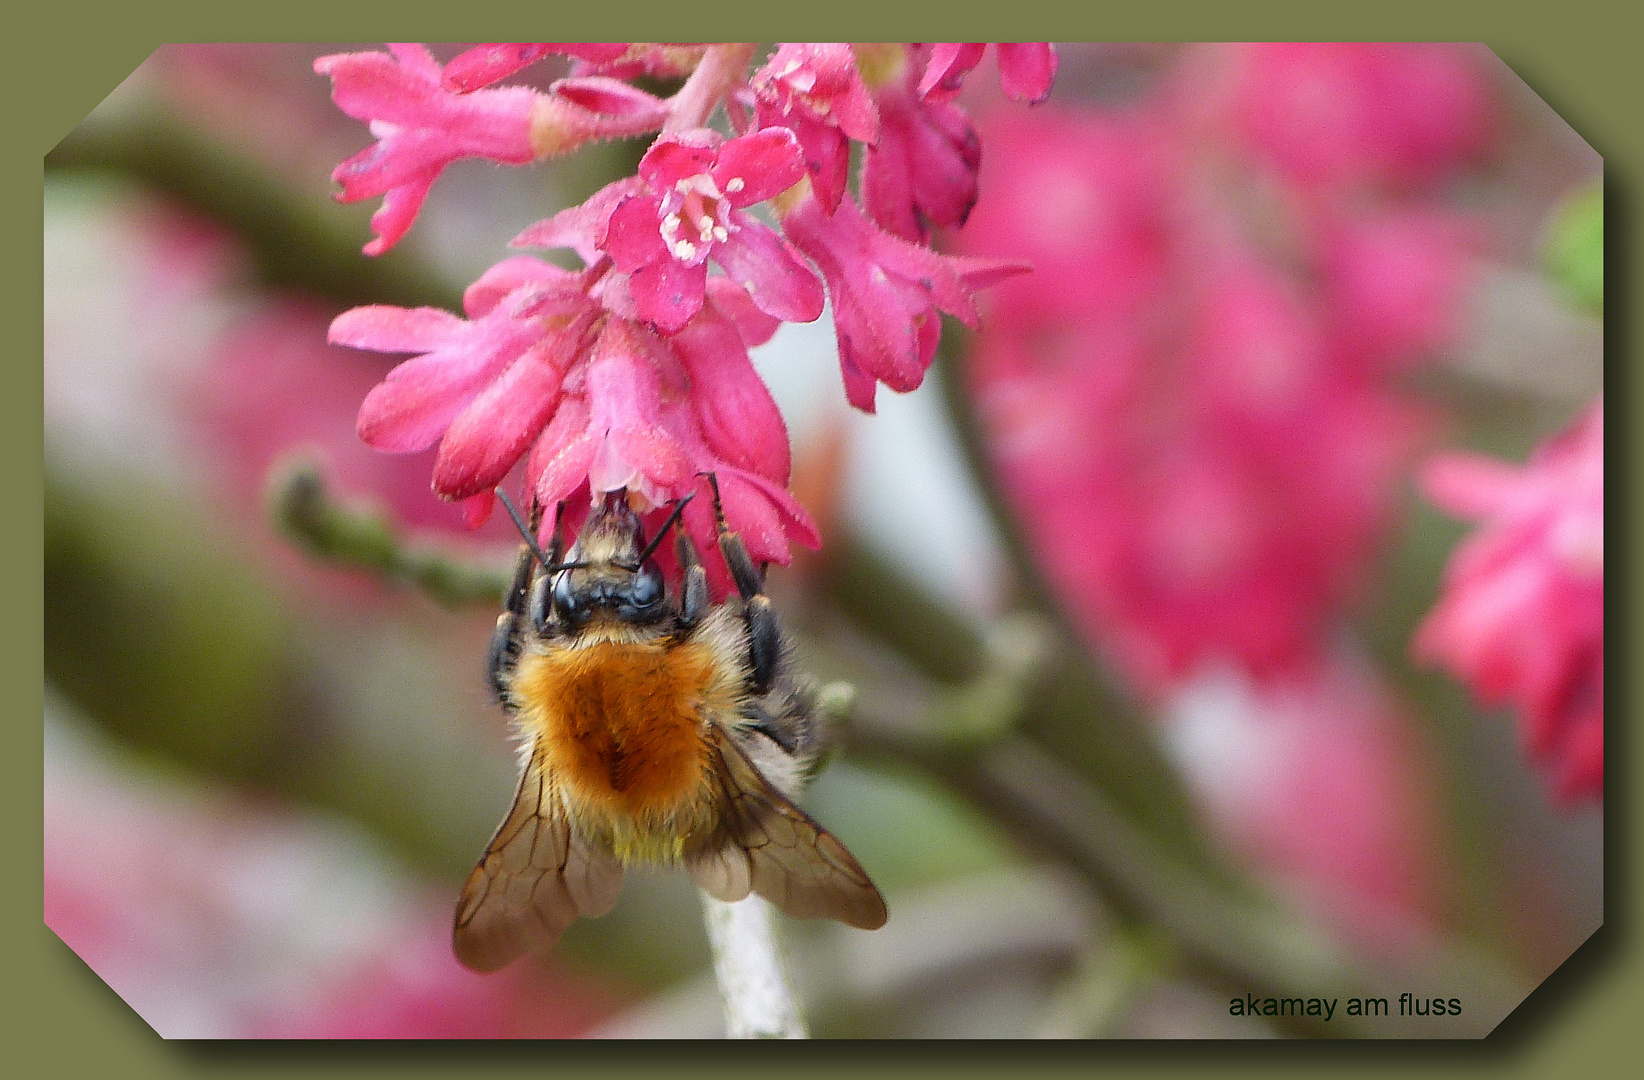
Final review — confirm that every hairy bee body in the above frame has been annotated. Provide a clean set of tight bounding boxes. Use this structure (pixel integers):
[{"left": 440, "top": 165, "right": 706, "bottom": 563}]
[{"left": 455, "top": 489, "right": 884, "bottom": 973}]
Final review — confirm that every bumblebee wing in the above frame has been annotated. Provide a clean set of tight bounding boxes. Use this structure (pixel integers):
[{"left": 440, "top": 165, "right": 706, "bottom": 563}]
[
  {"left": 453, "top": 751, "right": 625, "bottom": 972},
  {"left": 688, "top": 724, "right": 887, "bottom": 931}
]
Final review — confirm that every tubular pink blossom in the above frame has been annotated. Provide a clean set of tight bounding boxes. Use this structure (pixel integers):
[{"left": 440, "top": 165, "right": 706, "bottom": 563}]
[
  {"left": 750, "top": 43, "right": 879, "bottom": 214},
  {"left": 920, "top": 43, "right": 1059, "bottom": 105},
  {"left": 441, "top": 43, "right": 630, "bottom": 92},
  {"left": 316, "top": 44, "right": 541, "bottom": 255},
  {"left": 1415, "top": 402, "right": 1604, "bottom": 803},
  {"left": 520, "top": 315, "right": 818, "bottom": 593},
  {"left": 863, "top": 53, "right": 982, "bottom": 242},
  {"left": 783, "top": 192, "right": 1027, "bottom": 412},
  {"left": 331, "top": 257, "right": 596, "bottom": 488}
]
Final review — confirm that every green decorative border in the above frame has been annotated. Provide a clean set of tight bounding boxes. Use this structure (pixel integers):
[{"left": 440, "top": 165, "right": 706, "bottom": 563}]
[{"left": 12, "top": 2, "right": 1633, "bottom": 1072}]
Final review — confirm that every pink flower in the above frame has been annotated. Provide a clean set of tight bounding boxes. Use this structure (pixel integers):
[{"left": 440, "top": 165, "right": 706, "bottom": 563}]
[
  {"left": 1231, "top": 43, "right": 1495, "bottom": 193},
  {"left": 919, "top": 42, "right": 1059, "bottom": 105},
  {"left": 783, "top": 192, "right": 1025, "bottom": 412},
  {"left": 958, "top": 107, "right": 1171, "bottom": 331},
  {"left": 750, "top": 43, "right": 879, "bottom": 214},
  {"left": 965, "top": 242, "right": 1427, "bottom": 692},
  {"left": 331, "top": 256, "right": 599, "bottom": 506},
  {"left": 316, "top": 44, "right": 666, "bottom": 256},
  {"left": 1321, "top": 211, "right": 1481, "bottom": 374},
  {"left": 1164, "top": 658, "right": 1442, "bottom": 949},
  {"left": 523, "top": 310, "right": 817, "bottom": 596},
  {"left": 861, "top": 54, "right": 982, "bottom": 242},
  {"left": 518, "top": 128, "right": 823, "bottom": 333},
  {"left": 316, "top": 44, "right": 543, "bottom": 255},
  {"left": 1415, "top": 402, "right": 1604, "bottom": 803},
  {"left": 332, "top": 266, "right": 816, "bottom": 591},
  {"left": 440, "top": 43, "right": 630, "bottom": 92}
]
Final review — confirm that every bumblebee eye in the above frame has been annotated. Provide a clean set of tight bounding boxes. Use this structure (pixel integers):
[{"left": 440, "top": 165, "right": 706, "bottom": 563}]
[
  {"left": 552, "top": 571, "right": 582, "bottom": 621},
  {"left": 630, "top": 562, "right": 663, "bottom": 608}
]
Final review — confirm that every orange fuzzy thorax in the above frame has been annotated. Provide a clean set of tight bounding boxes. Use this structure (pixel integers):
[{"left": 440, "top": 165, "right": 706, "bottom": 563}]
[{"left": 513, "top": 639, "right": 723, "bottom": 842}]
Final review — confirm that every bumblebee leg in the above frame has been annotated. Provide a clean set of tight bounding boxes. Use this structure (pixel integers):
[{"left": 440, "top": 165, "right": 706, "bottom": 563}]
[
  {"left": 529, "top": 501, "right": 569, "bottom": 635},
  {"left": 675, "top": 525, "right": 711, "bottom": 627},
  {"left": 488, "top": 500, "right": 545, "bottom": 703},
  {"left": 702, "top": 472, "right": 782, "bottom": 696}
]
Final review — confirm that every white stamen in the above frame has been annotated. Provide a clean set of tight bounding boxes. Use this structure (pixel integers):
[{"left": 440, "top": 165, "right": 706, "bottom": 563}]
[
  {"left": 726, "top": 177, "right": 746, "bottom": 194},
  {"left": 712, "top": 226, "right": 729, "bottom": 242},
  {"left": 674, "top": 240, "right": 698, "bottom": 260}
]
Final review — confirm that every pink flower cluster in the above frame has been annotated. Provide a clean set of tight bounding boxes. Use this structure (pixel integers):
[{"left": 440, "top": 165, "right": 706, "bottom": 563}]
[
  {"left": 1415, "top": 402, "right": 1604, "bottom": 803},
  {"left": 954, "top": 43, "right": 1498, "bottom": 930},
  {"left": 959, "top": 44, "right": 1493, "bottom": 695},
  {"left": 317, "top": 43, "right": 1049, "bottom": 582}
]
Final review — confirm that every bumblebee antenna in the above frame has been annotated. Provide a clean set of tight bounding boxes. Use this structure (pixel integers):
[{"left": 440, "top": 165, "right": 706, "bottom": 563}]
[
  {"left": 628, "top": 491, "right": 696, "bottom": 569},
  {"left": 495, "top": 489, "right": 588, "bottom": 574}
]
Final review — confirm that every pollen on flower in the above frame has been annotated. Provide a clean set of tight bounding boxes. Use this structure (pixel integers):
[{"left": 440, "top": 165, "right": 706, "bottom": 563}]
[{"left": 726, "top": 177, "right": 746, "bottom": 194}]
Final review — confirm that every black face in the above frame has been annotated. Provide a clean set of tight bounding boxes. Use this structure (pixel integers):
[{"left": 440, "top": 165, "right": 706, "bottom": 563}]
[
  {"left": 551, "top": 557, "right": 666, "bottom": 628},
  {"left": 547, "top": 495, "right": 673, "bottom": 630}
]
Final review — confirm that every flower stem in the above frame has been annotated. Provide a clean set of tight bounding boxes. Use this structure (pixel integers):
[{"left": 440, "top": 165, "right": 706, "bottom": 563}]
[
  {"left": 700, "top": 893, "right": 809, "bottom": 1038},
  {"left": 267, "top": 457, "right": 508, "bottom": 607},
  {"left": 664, "top": 43, "right": 757, "bottom": 133}
]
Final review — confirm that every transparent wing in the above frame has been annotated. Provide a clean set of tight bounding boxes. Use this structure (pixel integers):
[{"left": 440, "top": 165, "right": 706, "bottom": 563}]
[
  {"left": 453, "top": 750, "right": 625, "bottom": 972},
  {"left": 688, "top": 724, "right": 888, "bottom": 930}
]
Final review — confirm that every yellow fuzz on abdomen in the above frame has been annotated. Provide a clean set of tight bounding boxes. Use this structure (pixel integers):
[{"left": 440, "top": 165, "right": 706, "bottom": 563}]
[{"left": 513, "top": 640, "right": 719, "bottom": 831}]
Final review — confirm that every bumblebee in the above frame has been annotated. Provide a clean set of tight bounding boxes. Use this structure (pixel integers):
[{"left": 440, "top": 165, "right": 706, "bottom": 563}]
[{"left": 454, "top": 477, "right": 887, "bottom": 972}]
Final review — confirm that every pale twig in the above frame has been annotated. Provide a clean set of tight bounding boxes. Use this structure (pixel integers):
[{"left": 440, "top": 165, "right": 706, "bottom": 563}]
[{"left": 700, "top": 893, "right": 808, "bottom": 1039}]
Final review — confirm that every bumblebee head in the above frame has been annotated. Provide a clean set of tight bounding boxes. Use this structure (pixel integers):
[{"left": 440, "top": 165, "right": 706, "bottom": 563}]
[
  {"left": 495, "top": 488, "right": 696, "bottom": 632},
  {"left": 551, "top": 492, "right": 670, "bottom": 629}
]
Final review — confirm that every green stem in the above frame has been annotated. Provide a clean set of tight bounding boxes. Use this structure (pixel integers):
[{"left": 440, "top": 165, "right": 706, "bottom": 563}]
[{"left": 268, "top": 458, "right": 508, "bottom": 608}]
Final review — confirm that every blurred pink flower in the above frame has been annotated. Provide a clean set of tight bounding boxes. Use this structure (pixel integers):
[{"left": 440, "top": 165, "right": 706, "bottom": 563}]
[
  {"left": 1231, "top": 43, "right": 1495, "bottom": 194},
  {"left": 958, "top": 108, "right": 1171, "bottom": 332},
  {"left": 45, "top": 721, "right": 622, "bottom": 1038},
  {"left": 1165, "top": 658, "right": 1443, "bottom": 949},
  {"left": 1415, "top": 401, "right": 1604, "bottom": 803},
  {"left": 784, "top": 191, "right": 1025, "bottom": 412},
  {"left": 750, "top": 43, "right": 879, "bottom": 215},
  {"left": 1322, "top": 211, "right": 1481, "bottom": 374}
]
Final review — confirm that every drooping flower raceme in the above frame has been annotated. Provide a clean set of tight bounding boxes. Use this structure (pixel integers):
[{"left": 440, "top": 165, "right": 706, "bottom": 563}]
[
  {"left": 317, "top": 42, "right": 1054, "bottom": 585},
  {"left": 1415, "top": 401, "right": 1604, "bottom": 803}
]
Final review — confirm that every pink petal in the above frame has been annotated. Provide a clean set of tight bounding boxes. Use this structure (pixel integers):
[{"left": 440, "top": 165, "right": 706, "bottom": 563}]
[
  {"left": 628, "top": 256, "right": 708, "bottom": 333},
  {"left": 712, "top": 128, "right": 806, "bottom": 207},
  {"left": 361, "top": 170, "right": 436, "bottom": 256},
  {"left": 512, "top": 177, "right": 643, "bottom": 265},
  {"left": 433, "top": 327, "right": 583, "bottom": 499},
  {"left": 601, "top": 194, "right": 671, "bottom": 272},
  {"left": 639, "top": 132, "right": 721, "bottom": 190},
  {"left": 460, "top": 491, "right": 496, "bottom": 528},
  {"left": 1421, "top": 454, "right": 1526, "bottom": 521},
  {"left": 329, "top": 305, "right": 465, "bottom": 353},
  {"left": 442, "top": 44, "right": 559, "bottom": 92},
  {"left": 918, "top": 43, "right": 985, "bottom": 102},
  {"left": 462, "top": 256, "right": 579, "bottom": 318},
  {"left": 585, "top": 321, "right": 694, "bottom": 493},
  {"left": 705, "top": 277, "right": 781, "bottom": 347},
  {"left": 550, "top": 76, "right": 668, "bottom": 124},
  {"left": 671, "top": 303, "right": 791, "bottom": 482},
  {"left": 996, "top": 43, "right": 1059, "bottom": 103},
  {"left": 528, "top": 396, "right": 598, "bottom": 506},
  {"left": 715, "top": 217, "right": 824, "bottom": 324}
]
